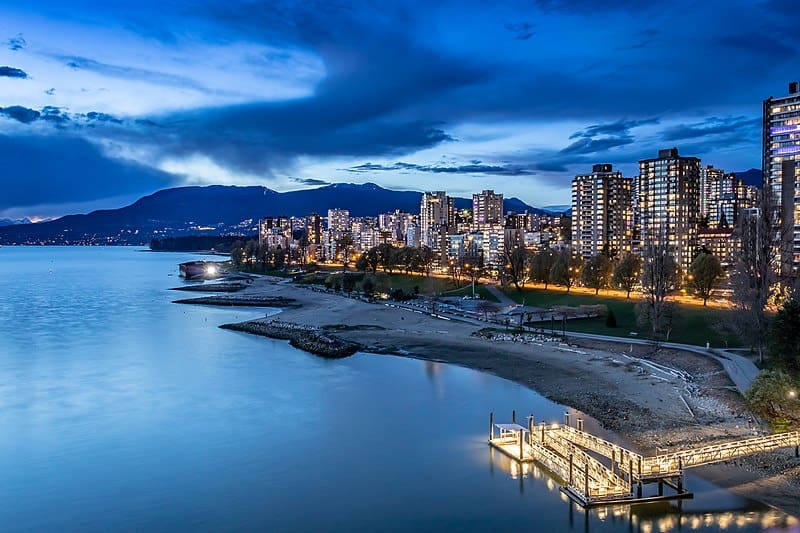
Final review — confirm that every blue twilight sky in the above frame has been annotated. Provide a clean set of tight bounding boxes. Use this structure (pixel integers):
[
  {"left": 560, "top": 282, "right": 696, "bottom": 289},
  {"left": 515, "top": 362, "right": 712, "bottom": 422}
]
[{"left": 0, "top": 0, "right": 796, "bottom": 219}]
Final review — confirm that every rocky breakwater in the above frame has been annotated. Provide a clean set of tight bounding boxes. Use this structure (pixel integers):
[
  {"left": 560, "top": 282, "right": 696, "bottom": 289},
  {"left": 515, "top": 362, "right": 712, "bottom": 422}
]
[
  {"left": 173, "top": 295, "right": 299, "bottom": 307},
  {"left": 220, "top": 319, "right": 360, "bottom": 359}
]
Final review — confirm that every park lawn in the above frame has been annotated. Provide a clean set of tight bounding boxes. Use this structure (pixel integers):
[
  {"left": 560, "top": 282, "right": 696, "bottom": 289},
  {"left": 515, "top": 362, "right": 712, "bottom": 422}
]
[
  {"left": 502, "top": 287, "right": 737, "bottom": 347},
  {"left": 444, "top": 283, "right": 500, "bottom": 302}
]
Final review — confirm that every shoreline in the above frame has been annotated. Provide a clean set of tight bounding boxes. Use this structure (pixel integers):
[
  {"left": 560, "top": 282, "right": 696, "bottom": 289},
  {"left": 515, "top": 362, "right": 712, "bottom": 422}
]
[{"left": 197, "top": 276, "right": 799, "bottom": 518}]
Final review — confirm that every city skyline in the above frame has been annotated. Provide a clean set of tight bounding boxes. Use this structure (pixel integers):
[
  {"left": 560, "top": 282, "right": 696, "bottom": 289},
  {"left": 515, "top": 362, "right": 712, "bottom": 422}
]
[{"left": 0, "top": 1, "right": 796, "bottom": 219}]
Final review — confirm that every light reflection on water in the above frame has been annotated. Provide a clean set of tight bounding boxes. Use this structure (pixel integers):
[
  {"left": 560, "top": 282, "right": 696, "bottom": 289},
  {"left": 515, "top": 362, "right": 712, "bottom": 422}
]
[{"left": 0, "top": 247, "right": 794, "bottom": 531}]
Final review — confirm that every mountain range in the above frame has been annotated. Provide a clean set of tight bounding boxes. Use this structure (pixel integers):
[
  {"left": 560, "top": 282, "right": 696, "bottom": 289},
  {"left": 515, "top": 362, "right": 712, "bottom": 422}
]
[
  {"left": 0, "top": 217, "right": 31, "bottom": 227},
  {"left": 0, "top": 183, "right": 553, "bottom": 245}
]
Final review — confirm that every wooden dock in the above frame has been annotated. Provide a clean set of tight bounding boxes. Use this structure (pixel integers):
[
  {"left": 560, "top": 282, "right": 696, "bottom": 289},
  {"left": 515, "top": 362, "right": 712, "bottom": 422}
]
[{"left": 488, "top": 411, "right": 800, "bottom": 508}]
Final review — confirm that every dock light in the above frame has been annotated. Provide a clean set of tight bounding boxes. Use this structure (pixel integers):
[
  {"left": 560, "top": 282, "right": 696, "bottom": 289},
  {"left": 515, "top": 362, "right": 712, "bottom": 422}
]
[{"left": 205, "top": 264, "right": 218, "bottom": 277}]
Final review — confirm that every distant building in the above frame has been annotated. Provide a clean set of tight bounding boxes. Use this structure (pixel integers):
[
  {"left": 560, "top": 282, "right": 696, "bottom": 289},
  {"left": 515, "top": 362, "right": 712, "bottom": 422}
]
[
  {"left": 327, "top": 209, "right": 350, "bottom": 234},
  {"left": 637, "top": 148, "right": 701, "bottom": 272},
  {"left": 763, "top": 81, "right": 800, "bottom": 273},
  {"left": 472, "top": 190, "right": 503, "bottom": 229},
  {"left": 420, "top": 191, "right": 454, "bottom": 261},
  {"left": 698, "top": 227, "right": 736, "bottom": 269},
  {"left": 307, "top": 214, "right": 322, "bottom": 245},
  {"left": 571, "top": 164, "right": 633, "bottom": 259},
  {"left": 700, "top": 166, "right": 752, "bottom": 229}
]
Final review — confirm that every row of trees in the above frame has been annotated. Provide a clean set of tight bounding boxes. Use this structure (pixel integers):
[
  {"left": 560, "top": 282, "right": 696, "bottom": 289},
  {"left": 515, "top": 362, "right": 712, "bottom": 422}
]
[
  {"left": 354, "top": 243, "right": 436, "bottom": 276},
  {"left": 230, "top": 240, "right": 289, "bottom": 272},
  {"left": 520, "top": 246, "right": 723, "bottom": 303}
]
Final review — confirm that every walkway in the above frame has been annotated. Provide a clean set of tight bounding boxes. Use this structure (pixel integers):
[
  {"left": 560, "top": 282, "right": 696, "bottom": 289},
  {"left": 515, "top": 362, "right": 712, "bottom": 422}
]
[
  {"left": 557, "top": 331, "right": 759, "bottom": 394},
  {"left": 485, "top": 284, "right": 517, "bottom": 307}
]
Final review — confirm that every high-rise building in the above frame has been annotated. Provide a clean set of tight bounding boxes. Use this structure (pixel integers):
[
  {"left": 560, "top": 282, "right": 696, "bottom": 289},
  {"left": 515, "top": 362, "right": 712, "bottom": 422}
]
[
  {"left": 637, "top": 148, "right": 701, "bottom": 271},
  {"left": 307, "top": 214, "right": 322, "bottom": 245},
  {"left": 571, "top": 164, "right": 633, "bottom": 259},
  {"left": 420, "top": 192, "right": 453, "bottom": 258},
  {"left": 701, "top": 166, "right": 748, "bottom": 229},
  {"left": 472, "top": 190, "right": 503, "bottom": 229},
  {"left": 763, "top": 82, "right": 800, "bottom": 272},
  {"left": 327, "top": 209, "right": 350, "bottom": 234}
]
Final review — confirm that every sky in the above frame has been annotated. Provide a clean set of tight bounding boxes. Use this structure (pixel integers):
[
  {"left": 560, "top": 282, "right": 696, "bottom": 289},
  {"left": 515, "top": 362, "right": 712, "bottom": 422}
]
[{"left": 0, "top": 0, "right": 797, "bottom": 219}]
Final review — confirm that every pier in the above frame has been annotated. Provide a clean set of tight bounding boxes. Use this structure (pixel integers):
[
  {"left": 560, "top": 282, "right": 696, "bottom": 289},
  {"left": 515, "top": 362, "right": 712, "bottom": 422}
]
[{"left": 488, "top": 411, "right": 800, "bottom": 508}]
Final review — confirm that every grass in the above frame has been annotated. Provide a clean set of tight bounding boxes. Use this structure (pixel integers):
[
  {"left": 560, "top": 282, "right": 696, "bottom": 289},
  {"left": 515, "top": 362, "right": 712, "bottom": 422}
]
[{"left": 502, "top": 286, "right": 738, "bottom": 347}]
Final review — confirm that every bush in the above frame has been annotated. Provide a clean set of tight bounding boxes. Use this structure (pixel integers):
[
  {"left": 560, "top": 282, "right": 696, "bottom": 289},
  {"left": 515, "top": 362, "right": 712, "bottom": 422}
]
[
  {"left": 606, "top": 307, "right": 618, "bottom": 328},
  {"left": 745, "top": 370, "right": 800, "bottom": 429}
]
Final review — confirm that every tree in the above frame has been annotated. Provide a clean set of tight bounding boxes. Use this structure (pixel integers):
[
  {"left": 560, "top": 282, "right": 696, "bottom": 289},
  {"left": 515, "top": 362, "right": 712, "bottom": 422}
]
[
  {"left": 503, "top": 245, "right": 529, "bottom": 291},
  {"left": 550, "top": 248, "right": 583, "bottom": 293},
  {"left": 341, "top": 273, "right": 357, "bottom": 293},
  {"left": 529, "top": 248, "right": 557, "bottom": 289},
  {"left": 727, "top": 187, "right": 780, "bottom": 362},
  {"left": 581, "top": 254, "right": 613, "bottom": 295},
  {"left": 417, "top": 245, "right": 434, "bottom": 276},
  {"left": 377, "top": 243, "right": 398, "bottom": 273},
  {"left": 463, "top": 247, "right": 486, "bottom": 288},
  {"left": 612, "top": 252, "right": 641, "bottom": 298},
  {"left": 335, "top": 234, "right": 354, "bottom": 272},
  {"left": 637, "top": 241, "right": 680, "bottom": 341},
  {"left": 689, "top": 250, "right": 723, "bottom": 305},
  {"left": 361, "top": 247, "right": 380, "bottom": 273},
  {"left": 229, "top": 240, "right": 246, "bottom": 268},
  {"left": 769, "top": 298, "right": 800, "bottom": 371},
  {"left": 362, "top": 276, "right": 374, "bottom": 296},
  {"left": 447, "top": 257, "right": 465, "bottom": 286},
  {"left": 355, "top": 253, "right": 370, "bottom": 272}
]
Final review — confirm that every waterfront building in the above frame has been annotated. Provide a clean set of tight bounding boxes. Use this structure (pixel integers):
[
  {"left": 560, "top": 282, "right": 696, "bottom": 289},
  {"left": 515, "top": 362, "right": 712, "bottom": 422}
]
[
  {"left": 637, "top": 148, "right": 702, "bottom": 272},
  {"left": 763, "top": 81, "right": 800, "bottom": 272},
  {"left": 571, "top": 164, "right": 633, "bottom": 259},
  {"left": 472, "top": 190, "right": 503, "bottom": 229}
]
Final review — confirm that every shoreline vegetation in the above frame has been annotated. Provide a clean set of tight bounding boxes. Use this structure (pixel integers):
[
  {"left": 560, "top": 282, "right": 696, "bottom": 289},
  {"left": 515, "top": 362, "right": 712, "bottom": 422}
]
[{"left": 175, "top": 275, "right": 800, "bottom": 518}]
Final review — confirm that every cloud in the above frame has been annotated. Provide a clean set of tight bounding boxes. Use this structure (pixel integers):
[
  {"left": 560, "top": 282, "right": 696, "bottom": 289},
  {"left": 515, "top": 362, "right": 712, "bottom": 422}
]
[
  {"left": 559, "top": 118, "right": 657, "bottom": 155},
  {"left": 0, "top": 106, "right": 40, "bottom": 123},
  {"left": 292, "top": 177, "right": 329, "bottom": 186},
  {"left": 569, "top": 118, "right": 659, "bottom": 139},
  {"left": 6, "top": 34, "right": 25, "bottom": 51},
  {"left": 0, "top": 66, "right": 28, "bottom": 79},
  {"left": 504, "top": 22, "right": 535, "bottom": 40},
  {"left": 0, "top": 133, "right": 179, "bottom": 210},
  {"left": 347, "top": 161, "right": 536, "bottom": 176},
  {"left": 56, "top": 55, "right": 216, "bottom": 92},
  {"left": 660, "top": 116, "right": 758, "bottom": 141}
]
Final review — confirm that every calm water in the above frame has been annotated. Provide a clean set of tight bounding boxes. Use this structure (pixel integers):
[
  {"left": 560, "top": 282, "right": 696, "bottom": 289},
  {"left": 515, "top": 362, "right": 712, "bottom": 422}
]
[{"left": 0, "top": 247, "right": 794, "bottom": 532}]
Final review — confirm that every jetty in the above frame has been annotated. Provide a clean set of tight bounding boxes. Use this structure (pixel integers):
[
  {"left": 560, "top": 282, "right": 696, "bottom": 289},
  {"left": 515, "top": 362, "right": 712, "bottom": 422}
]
[{"left": 488, "top": 411, "right": 800, "bottom": 508}]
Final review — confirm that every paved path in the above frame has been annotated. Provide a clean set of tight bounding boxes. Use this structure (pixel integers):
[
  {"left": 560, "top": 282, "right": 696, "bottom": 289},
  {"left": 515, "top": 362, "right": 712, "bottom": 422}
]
[
  {"left": 485, "top": 284, "right": 517, "bottom": 307},
  {"left": 557, "top": 331, "right": 759, "bottom": 394}
]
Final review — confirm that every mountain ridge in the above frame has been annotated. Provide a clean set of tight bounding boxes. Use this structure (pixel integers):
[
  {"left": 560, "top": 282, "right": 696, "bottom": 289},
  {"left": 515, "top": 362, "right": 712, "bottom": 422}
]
[{"left": 0, "top": 183, "right": 553, "bottom": 245}]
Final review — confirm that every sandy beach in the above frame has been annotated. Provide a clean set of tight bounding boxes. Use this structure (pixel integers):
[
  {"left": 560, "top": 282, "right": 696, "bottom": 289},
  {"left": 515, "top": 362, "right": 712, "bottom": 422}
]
[{"left": 178, "top": 275, "right": 800, "bottom": 517}]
